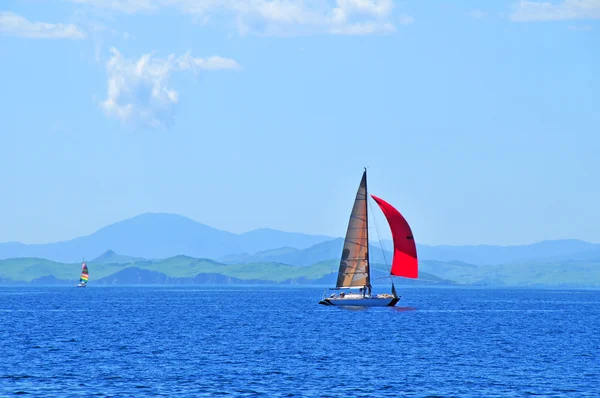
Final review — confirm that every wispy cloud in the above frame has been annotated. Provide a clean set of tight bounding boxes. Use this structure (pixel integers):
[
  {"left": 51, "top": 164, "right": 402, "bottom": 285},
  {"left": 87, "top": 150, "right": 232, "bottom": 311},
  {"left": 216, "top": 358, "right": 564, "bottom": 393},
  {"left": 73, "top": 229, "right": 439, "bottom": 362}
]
[
  {"left": 101, "top": 48, "right": 239, "bottom": 128},
  {"left": 469, "top": 9, "right": 488, "bottom": 19},
  {"left": 70, "top": 0, "right": 160, "bottom": 14},
  {"left": 68, "top": 0, "right": 407, "bottom": 36},
  {"left": 0, "top": 11, "right": 86, "bottom": 39},
  {"left": 568, "top": 24, "right": 593, "bottom": 29},
  {"left": 398, "top": 13, "right": 415, "bottom": 25},
  {"left": 511, "top": 0, "right": 600, "bottom": 22}
]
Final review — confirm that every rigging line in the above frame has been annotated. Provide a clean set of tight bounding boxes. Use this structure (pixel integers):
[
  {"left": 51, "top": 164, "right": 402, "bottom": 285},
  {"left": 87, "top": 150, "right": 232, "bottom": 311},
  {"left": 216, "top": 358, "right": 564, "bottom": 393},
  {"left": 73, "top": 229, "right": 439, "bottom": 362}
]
[{"left": 368, "top": 195, "right": 392, "bottom": 276}]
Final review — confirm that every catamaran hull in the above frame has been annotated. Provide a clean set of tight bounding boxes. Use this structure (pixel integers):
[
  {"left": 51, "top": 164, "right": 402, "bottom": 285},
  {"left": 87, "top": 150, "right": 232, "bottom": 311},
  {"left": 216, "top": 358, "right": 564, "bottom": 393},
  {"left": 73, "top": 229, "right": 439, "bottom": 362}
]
[
  {"left": 319, "top": 297, "right": 400, "bottom": 307},
  {"left": 75, "top": 283, "right": 86, "bottom": 288}
]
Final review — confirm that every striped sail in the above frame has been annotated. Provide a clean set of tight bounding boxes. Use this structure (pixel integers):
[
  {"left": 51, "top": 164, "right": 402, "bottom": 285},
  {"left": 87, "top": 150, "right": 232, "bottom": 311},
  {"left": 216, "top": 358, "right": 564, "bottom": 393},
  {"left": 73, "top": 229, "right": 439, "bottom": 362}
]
[
  {"left": 79, "top": 262, "right": 89, "bottom": 284},
  {"left": 336, "top": 171, "right": 370, "bottom": 288}
]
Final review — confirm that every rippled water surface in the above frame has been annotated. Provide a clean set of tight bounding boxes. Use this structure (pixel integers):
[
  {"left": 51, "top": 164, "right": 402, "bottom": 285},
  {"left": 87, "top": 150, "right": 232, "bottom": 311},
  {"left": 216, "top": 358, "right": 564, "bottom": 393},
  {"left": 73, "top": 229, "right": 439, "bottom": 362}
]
[{"left": 1, "top": 286, "right": 599, "bottom": 397}]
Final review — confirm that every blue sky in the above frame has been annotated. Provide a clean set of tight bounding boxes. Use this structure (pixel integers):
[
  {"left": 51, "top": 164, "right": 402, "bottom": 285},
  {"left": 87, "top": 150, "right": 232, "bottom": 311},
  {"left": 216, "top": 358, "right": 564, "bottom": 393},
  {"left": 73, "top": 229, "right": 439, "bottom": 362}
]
[{"left": 0, "top": 0, "right": 598, "bottom": 246}]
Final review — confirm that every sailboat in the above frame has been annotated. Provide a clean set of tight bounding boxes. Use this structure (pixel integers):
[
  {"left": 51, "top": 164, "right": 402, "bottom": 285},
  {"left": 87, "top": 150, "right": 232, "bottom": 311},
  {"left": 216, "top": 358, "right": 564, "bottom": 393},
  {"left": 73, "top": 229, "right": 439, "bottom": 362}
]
[
  {"left": 319, "top": 169, "right": 418, "bottom": 307},
  {"left": 75, "top": 261, "right": 89, "bottom": 288}
]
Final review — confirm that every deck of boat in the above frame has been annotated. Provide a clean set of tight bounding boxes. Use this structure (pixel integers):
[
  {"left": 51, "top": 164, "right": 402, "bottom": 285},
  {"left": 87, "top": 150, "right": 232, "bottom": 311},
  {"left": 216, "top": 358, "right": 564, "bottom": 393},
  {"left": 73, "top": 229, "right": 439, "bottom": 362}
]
[{"left": 319, "top": 294, "right": 399, "bottom": 307}]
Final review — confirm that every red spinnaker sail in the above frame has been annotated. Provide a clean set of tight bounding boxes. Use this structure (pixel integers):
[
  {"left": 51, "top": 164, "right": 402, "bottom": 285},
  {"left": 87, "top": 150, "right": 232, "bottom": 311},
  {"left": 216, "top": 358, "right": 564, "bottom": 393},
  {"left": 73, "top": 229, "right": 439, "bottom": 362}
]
[{"left": 371, "top": 194, "right": 418, "bottom": 279}]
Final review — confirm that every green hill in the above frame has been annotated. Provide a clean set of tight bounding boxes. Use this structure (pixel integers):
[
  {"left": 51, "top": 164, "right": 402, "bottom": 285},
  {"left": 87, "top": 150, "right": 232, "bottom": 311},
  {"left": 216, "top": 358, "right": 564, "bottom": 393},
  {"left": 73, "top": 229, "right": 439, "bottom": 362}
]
[
  {"left": 0, "top": 258, "right": 74, "bottom": 282},
  {"left": 1, "top": 253, "right": 598, "bottom": 287},
  {"left": 0, "top": 258, "right": 132, "bottom": 283},
  {"left": 420, "top": 259, "right": 600, "bottom": 287},
  {"left": 0, "top": 255, "right": 455, "bottom": 285},
  {"left": 90, "top": 250, "right": 145, "bottom": 265}
]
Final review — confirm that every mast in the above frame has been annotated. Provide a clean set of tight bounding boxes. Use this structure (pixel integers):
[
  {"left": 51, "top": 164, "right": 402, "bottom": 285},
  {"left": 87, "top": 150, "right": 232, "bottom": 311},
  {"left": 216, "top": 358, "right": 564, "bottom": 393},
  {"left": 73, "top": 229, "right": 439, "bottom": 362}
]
[{"left": 364, "top": 168, "right": 371, "bottom": 293}]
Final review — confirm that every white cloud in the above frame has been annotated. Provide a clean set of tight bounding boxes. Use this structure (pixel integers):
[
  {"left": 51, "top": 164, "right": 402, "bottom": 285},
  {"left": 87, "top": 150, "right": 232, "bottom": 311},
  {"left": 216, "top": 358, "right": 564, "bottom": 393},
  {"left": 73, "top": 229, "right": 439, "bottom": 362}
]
[
  {"left": 70, "top": 0, "right": 160, "bottom": 14},
  {"left": 67, "top": 0, "right": 407, "bottom": 35},
  {"left": 569, "top": 24, "right": 593, "bottom": 29},
  {"left": 330, "top": 0, "right": 393, "bottom": 23},
  {"left": 511, "top": 0, "right": 600, "bottom": 21},
  {"left": 0, "top": 11, "right": 86, "bottom": 39},
  {"left": 101, "top": 47, "right": 239, "bottom": 128},
  {"left": 469, "top": 10, "right": 488, "bottom": 19},
  {"left": 398, "top": 13, "right": 415, "bottom": 25},
  {"left": 329, "top": 21, "right": 394, "bottom": 35}
]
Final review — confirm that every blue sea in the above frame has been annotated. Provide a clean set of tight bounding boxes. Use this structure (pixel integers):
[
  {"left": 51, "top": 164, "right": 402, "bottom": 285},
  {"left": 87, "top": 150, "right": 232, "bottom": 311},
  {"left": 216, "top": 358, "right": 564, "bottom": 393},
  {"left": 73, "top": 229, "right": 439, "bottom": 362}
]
[{"left": 0, "top": 286, "right": 599, "bottom": 397}]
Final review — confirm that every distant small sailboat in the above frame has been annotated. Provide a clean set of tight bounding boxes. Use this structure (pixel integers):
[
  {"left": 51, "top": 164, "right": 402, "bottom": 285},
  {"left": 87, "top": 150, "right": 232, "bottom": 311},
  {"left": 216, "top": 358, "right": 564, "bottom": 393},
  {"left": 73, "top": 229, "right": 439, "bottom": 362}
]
[
  {"left": 319, "top": 169, "right": 418, "bottom": 307},
  {"left": 75, "top": 261, "right": 89, "bottom": 288}
]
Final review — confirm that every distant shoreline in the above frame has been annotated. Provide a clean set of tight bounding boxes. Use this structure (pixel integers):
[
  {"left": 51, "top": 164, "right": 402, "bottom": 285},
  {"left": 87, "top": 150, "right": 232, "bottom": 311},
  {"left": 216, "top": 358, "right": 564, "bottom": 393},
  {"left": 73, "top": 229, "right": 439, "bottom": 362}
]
[{"left": 1, "top": 284, "right": 599, "bottom": 290}]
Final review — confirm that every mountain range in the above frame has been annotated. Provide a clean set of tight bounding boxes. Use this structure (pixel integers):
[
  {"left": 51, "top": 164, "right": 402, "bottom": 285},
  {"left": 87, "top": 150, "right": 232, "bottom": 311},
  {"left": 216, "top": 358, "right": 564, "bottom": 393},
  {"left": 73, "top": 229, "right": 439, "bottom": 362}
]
[
  {"left": 0, "top": 213, "right": 332, "bottom": 263},
  {"left": 414, "top": 240, "right": 600, "bottom": 265},
  {"left": 1, "top": 250, "right": 598, "bottom": 287},
  {"left": 2, "top": 213, "right": 600, "bottom": 266},
  {"left": 1, "top": 213, "right": 599, "bottom": 287},
  {"left": 218, "top": 238, "right": 396, "bottom": 266},
  {"left": 0, "top": 254, "right": 451, "bottom": 286}
]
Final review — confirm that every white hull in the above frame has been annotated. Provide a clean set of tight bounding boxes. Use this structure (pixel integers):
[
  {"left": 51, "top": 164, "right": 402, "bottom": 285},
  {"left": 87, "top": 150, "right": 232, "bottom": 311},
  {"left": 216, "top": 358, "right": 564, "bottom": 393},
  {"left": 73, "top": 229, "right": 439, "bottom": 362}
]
[
  {"left": 75, "top": 283, "right": 87, "bottom": 288},
  {"left": 319, "top": 296, "right": 399, "bottom": 307}
]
